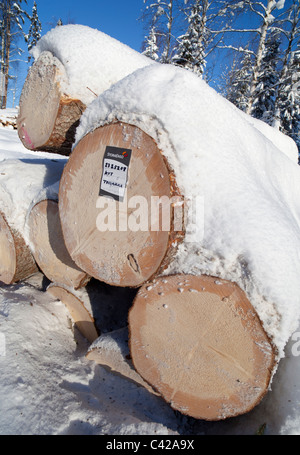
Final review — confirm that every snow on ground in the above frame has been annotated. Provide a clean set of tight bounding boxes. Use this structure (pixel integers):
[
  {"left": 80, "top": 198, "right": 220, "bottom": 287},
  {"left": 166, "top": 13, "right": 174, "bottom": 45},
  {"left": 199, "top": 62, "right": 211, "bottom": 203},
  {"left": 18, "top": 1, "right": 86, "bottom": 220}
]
[{"left": 0, "top": 107, "right": 300, "bottom": 435}]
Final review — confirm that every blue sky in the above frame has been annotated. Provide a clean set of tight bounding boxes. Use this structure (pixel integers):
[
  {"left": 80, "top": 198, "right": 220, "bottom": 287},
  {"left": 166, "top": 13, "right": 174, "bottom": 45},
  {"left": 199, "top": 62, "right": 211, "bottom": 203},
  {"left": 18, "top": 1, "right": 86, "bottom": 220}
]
[
  {"left": 36, "top": 0, "right": 146, "bottom": 52},
  {"left": 8, "top": 0, "right": 147, "bottom": 106}
]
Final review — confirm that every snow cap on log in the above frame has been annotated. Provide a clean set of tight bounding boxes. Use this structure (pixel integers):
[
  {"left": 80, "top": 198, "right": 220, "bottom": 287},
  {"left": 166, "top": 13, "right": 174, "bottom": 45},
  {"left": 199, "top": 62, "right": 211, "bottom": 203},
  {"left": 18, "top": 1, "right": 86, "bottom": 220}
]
[
  {"left": 0, "top": 157, "right": 66, "bottom": 284},
  {"left": 30, "top": 24, "right": 154, "bottom": 106},
  {"left": 74, "top": 63, "right": 300, "bottom": 358}
]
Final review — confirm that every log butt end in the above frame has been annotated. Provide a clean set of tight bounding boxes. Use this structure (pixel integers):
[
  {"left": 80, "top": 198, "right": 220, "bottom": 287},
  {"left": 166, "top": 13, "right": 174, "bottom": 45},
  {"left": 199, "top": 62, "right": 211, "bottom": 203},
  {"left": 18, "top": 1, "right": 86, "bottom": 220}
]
[
  {"left": 129, "top": 274, "right": 277, "bottom": 421},
  {"left": 0, "top": 211, "right": 38, "bottom": 285},
  {"left": 47, "top": 284, "right": 99, "bottom": 343}
]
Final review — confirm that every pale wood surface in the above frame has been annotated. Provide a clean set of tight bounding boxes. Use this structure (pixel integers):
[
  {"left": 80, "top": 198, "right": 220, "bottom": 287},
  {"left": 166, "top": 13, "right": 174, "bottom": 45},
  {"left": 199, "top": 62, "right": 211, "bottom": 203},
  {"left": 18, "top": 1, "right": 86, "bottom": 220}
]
[
  {"left": 86, "top": 327, "right": 159, "bottom": 395},
  {"left": 47, "top": 284, "right": 99, "bottom": 343},
  {"left": 28, "top": 199, "right": 90, "bottom": 289},
  {"left": 59, "top": 122, "right": 184, "bottom": 287},
  {"left": 129, "top": 274, "right": 277, "bottom": 421},
  {"left": 0, "top": 211, "right": 38, "bottom": 284},
  {"left": 17, "top": 52, "right": 85, "bottom": 155}
]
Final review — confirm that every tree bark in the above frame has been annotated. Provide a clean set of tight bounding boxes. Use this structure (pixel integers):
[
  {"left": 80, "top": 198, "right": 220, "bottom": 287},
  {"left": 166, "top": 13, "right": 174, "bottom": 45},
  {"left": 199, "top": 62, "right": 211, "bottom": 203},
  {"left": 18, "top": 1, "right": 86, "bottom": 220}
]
[{"left": 128, "top": 274, "right": 277, "bottom": 421}]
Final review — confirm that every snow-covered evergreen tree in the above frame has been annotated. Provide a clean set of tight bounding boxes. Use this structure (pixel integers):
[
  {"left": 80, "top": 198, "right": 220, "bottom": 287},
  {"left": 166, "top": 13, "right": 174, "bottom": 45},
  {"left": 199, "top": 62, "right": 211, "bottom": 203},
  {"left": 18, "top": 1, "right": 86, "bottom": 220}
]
[
  {"left": 276, "top": 47, "right": 300, "bottom": 159},
  {"left": 172, "top": 0, "right": 207, "bottom": 77},
  {"left": 26, "top": 1, "right": 42, "bottom": 62},
  {"left": 142, "top": 0, "right": 177, "bottom": 63},
  {"left": 142, "top": 25, "right": 159, "bottom": 61},
  {"left": 251, "top": 31, "right": 281, "bottom": 124},
  {"left": 0, "top": 0, "right": 29, "bottom": 108},
  {"left": 225, "top": 50, "right": 254, "bottom": 111},
  {"left": 243, "top": 0, "right": 285, "bottom": 115}
]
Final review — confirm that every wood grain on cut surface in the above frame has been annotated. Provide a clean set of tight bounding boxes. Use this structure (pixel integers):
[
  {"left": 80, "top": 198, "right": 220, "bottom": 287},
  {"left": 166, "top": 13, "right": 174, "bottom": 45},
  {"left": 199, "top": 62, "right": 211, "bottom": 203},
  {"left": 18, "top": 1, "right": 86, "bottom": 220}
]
[
  {"left": 17, "top": 52, "right": 85, "bottom": 155},
  {"left": 0, "top": 211, "right": 38, "bottom": 285},
  {"left": 59, "top": 122, "right": 183, "bottom": 287},
  {"left": 28, "top": 199, "right": 90, "bottom": 289},
  {"left": 129, "top": 274, "right": 277, "bottom": 421}
]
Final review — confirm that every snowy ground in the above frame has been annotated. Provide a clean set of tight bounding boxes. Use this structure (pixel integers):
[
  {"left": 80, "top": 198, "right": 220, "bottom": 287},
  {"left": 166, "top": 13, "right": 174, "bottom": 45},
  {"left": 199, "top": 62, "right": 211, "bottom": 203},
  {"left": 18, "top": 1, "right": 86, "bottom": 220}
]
[{"left": 0, "top": 110, "right": 300, "bottom": 436}]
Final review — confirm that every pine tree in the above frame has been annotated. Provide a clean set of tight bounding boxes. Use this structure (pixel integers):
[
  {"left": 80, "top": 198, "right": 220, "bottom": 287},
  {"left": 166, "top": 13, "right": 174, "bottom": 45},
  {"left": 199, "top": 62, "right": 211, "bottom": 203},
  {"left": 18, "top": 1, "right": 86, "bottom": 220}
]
[
  {"left": 0, "top": 0, "right": 29, "bottom": 108},
  {"left": 225, "top": 50, "right": 254, "bottom": 111},
  {"left": 277, "top": 47, "right": 300, "bottom": 159},
  {"left": 142, "top": 0, "right": 176, "bottom": 63},
  {"left": 172, "top": 0, "right": 206, "bottom": 77},
  {"left": 142, "top": 25, "right": 159, "bottom": 61},
  {"left": 244, "top": 0, "right": 285, "bottom": 115},
  {"left": 251, "top": 32, "right": 281, "bottom": 124},
  {"left": 26, "top": 1, "right": 42, "bottom": 62}
]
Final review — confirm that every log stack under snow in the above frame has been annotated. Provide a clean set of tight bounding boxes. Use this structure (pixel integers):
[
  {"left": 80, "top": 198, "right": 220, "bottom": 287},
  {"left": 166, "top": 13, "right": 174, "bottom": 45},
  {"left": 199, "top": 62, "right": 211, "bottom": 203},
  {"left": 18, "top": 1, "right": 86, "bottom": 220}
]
[
  {"left": 1, "top": 24, "right": 300, "bottom": 422},
  {"left": 17, "top": 24, "right": 152, "bottom": 156}
]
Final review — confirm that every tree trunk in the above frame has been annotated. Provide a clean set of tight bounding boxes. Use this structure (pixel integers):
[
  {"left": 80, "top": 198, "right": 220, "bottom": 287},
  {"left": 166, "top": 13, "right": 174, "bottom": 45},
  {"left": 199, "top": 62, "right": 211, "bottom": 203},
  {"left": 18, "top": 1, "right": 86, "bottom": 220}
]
[
  {"left": 86, "top": 327, "right": 159, "bottom": 395},
  {"left": 0, "top": 210, "right": 38, "bottom": 284},
  {"left": 128, "top": 274, "right": 277, "bottom": 421},
  {"left": 27, "top": 198, "right": 90, "bottom": 289},
  {"left": 59, "top": 122, "right": 185, "bottom": 288},
  {"left": 17, "top": 52, "right": 86, "bottom": 155}
]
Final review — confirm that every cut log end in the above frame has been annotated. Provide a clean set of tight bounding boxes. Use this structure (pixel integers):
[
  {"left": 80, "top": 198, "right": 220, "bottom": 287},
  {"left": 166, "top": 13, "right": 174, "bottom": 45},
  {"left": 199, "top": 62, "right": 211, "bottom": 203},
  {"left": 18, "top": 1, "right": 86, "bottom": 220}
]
[
  {"left": 17, "top": 52, "right": 85, "bottom": 155},
  {"left": 47, "top": 284, "right": 99, "bottom": 343},
  {"left": 28, "top": 199, "right": 90, "bottom": 289},
  {"left": 0, "top": 211, "right": 38, "bottom": 285},
  {"left": 86, "top": 328, "right": 159, "bottom": 395},
  {"left": 128, "top": 274, "right": 277, "bottom": 421},
  {"left": 59, "top": 122, "right": 184, "bottom": 288}
]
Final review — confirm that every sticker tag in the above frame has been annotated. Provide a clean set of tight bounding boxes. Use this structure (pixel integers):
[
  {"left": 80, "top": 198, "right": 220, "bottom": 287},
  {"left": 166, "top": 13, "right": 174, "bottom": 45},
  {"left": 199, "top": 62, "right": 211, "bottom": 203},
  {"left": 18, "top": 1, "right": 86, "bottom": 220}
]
[{"left": 99, "top": 146, "right": 132, "bottom": 202}]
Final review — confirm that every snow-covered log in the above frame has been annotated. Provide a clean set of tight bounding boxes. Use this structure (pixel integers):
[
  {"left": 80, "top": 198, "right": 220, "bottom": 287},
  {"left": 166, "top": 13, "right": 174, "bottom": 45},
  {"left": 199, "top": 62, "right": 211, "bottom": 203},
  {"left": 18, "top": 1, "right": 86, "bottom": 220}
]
[
  {"left": 0, "top": 158, "right": 66, "bottom": 285},
  {"left": 57, "top": 62, "right": 300, "bottom": 420},
  {"left": 47, "top": 284, "right": 99, "bottom": 343},
  {"left": 47, "top": 280, "right": 138, "bottom": 344},
  {"left": 128, "top": 274, "right": 276, "bottom": 421},
  {"left": 17, "top": 25, "right": 153, "bottom": 155},
  {"left": 68, "top": 63, "right": 300, "bottom": 364},
  {"left": 0, "top": 210, "right": 38, "bottom": 284},
  {"left": 86, "top": 327, "right": 158, "bottom": 395},
  {"left": 17, "top": 52, "right": 85, "bottom": 155},
  {"left": 59, "top": 122, "right": 184, "bottom": 288},
  {"left": 27, "top": 197, "right": 90, "bottom": 289}
]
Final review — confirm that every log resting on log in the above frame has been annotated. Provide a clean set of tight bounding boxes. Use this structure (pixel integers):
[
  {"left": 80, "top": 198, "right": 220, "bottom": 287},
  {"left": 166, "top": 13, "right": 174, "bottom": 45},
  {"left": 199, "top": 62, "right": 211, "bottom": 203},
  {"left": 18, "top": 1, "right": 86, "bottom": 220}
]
[
  {"left": 0, "top": 211, "right": 38, "bottom": 284},
  {"left": 59, "top": 122, "right": 184, "bottom": 288},
  {"left": 47, "top": 283, "right": 99, "bottom": 343},
  {"left": 17, "top": 52, "right": 85, "bottom": 155},
  {"left": 27, "top": 199, "right": 90, "bottom": 289},
  {"left": 0, "top": 158, "right": 66, "bottom": 285},
  {"left": 86, "top": 327, "right": 159, "bottom": 395},
  {"left": 47, "top": 280, "right": 138, "bottom": 343},
  {"left": 128, "top": 274, "right": 277, "bottom": 421}
]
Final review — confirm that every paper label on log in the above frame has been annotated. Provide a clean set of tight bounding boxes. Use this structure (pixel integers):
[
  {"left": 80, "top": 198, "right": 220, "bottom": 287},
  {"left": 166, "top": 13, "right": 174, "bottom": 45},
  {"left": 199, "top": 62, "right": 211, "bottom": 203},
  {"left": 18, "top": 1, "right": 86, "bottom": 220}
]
[{"left": 99, "top": 146, "right": 132, "bottom": 202}]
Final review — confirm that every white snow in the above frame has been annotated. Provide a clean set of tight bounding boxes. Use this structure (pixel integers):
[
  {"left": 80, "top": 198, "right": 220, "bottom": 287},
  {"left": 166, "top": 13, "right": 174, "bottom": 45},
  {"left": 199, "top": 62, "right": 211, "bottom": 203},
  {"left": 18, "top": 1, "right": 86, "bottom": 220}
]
[
  {"left": 0, "top": 121, "right": 66, "bottom": 246},
  {"left": 0, "top": 49, "right": 300, "bottom": 434},
  {"left": 75, "top": 63, "right": 300, "bottom": 360},
  {"left": 31, "top": 24, "right": 154, "bottom": 106}
]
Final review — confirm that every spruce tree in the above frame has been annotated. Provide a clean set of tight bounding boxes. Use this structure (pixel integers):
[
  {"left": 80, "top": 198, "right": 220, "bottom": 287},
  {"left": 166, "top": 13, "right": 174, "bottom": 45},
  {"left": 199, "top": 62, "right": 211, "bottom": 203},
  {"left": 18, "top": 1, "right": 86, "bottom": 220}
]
[
  {"left": 0, "top": 0, "right": 29, "bottom": 108},
  {"left": 142, "top": 25, "right": 159, "bottom": 61},
  {"left": 277, "top": 48, "right": 300, "bottom": 160},
  {"left": 172, "top": 0, "right": 206, "bottom": 77},
  {"left": 26, "top": 1, "right": 42, "bottom": 62},
  {"left": 251, "top": 32, "right": 281, "bottom": 124},
  {"left": 225, "top": 51, "right": 254, "bottom": 112}
]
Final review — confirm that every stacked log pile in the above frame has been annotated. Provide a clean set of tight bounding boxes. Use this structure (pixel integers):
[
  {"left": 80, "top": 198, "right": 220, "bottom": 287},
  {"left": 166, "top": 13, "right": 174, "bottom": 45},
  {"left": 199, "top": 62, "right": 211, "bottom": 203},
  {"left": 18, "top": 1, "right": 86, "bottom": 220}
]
[{"left": 3, "top": 24, "right": 300, "bottom": 423}]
